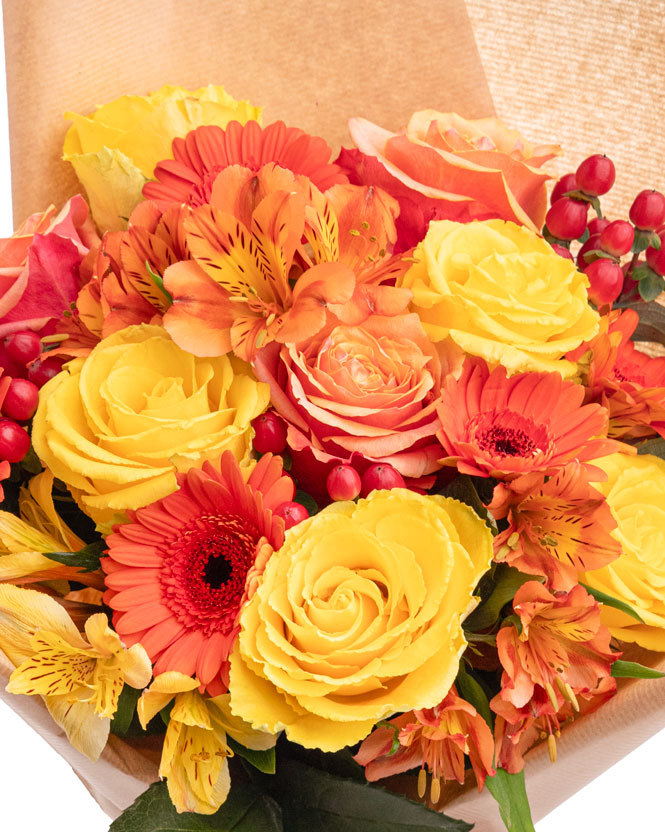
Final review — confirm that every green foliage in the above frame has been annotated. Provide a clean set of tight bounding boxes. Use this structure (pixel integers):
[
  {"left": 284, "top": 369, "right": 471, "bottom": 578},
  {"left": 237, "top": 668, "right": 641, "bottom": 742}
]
[
  {"left": 110, "top": 685, "right": 142, "bottom": 735},
  {"left": 110, "top": 780, "right": 282, "bottom": 831},
  {"left": 455, "top": 665, "right": 493, "bottom": 729},
  {"left": 611, "top": 660, "right": 665, "bottom": 679},
  {"left": 268, "top": 760, "right": 473, "bottom": 831},
  {"left": 293, "top": 490, "right": 317, "bottom": 515},
  {"left": 464, "top": 566, "right": 536, "bottom": 632},
  {"left": 44, "top": 539, "right": 106, "bottom": 573},
  {"left": 226, "top": 737, "right": 276, "bottom": 774},
  {"left": 637, "top": 436, "right": 665, "bottom": 460},
  {"left": 580, "top": 583, "right": 644, "bottom": 623},
  {"left": 485, "top": 769, "right": 535, "bottom": 832}
]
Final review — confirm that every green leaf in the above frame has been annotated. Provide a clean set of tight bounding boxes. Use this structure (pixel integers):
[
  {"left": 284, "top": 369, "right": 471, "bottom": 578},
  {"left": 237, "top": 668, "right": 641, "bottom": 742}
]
[
  {"left": 577, "top": 226, "right": 591, "bottom": 243},
  {"left": 580, "top": 582, "right": 644, "bottom": 623},
  {"left": 227, "top": 736, "right": 276, "bottom": 774},
  {"left": 294, "top": 490, "right": 318, "bottom": 516},
  {"left": 455, "top": 665, "right": 493, "bottom": 729},
  {"left": 624, "top": 296, "right": 665, "bottom": 345},
  {"left": 44, "top": 540, "right": 106, "bottom": 573},
  {"left": 485, "top": 769, "right": 535, "bottom": 832},
  {"left": 438, "top": 475, "right": 496, "bottom": 533},
  {"left": 110, "top": 780, "right": 283, "bottom": 831},
  {"left": 271, "top": 760, "right": 472, "bottom": 831},
  {"left": 631, "top": 228, "right": 658, "bottom": 254},
  {"left": 111, "top": 685, "right": 141, "bottom": 736},
  {"left": 611, "top": 660, "right": 665, "bottom": 679},
  {"left": 19, "top": 446, "right": 43, "bottom": 475},
  {"left": 638, "top": 271, "right": 664, "bottom": 302},
  {"left": 145, "top": 260, "right": 174, "bottom": 304},
  {"left": 463, "top": 566, "right": 536, "bottom": 632},
  {"left": 637, "top": 436, "right": 665, "bottom": 460}
]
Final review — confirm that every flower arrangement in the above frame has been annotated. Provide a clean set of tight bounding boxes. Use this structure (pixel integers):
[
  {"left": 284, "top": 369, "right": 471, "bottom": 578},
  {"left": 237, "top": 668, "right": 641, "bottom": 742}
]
[{"left": 1, "top": 84, "right": 665, "bottom": 832}]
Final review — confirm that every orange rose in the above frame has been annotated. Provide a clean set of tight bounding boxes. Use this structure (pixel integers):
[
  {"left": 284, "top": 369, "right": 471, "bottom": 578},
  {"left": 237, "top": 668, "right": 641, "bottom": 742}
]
[
  {"left": 347, "top": 111, "right": 560, "bottom": 234},
  {"left": 254, "top": 311, "right": 444, "bottom": 501}
]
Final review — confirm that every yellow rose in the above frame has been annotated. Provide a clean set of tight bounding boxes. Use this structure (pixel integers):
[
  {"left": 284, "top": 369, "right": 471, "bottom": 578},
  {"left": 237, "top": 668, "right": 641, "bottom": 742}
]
[
  {"left": 582, "top": 453, "right": 665, "bottom": 650},
  {"left": 32, "top": 324, "right": 268, "bottom": 528},
  {"left": 398, "top": 219, "right": 599, "bottom": 376},
  {"left": 63, "top": 84, "right": 261, "bottom": 232},
  {"left": 229, "top": 489, "right": 492, "bottom": 751}
]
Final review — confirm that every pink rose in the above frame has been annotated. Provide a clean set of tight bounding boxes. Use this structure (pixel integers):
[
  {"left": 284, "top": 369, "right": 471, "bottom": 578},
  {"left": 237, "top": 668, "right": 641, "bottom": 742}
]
[
  {"left": 0, "top": 195, "right": 100, "bottom": 339},
  {"left": 254, "top": 310, "right": 444, "bottom": 501}
]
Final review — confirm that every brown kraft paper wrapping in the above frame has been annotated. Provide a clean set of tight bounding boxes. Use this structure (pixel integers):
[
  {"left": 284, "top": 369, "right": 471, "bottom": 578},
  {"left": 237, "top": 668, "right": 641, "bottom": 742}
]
[{"left": 3, "top": 0, "right": 665, "bottom": 825}]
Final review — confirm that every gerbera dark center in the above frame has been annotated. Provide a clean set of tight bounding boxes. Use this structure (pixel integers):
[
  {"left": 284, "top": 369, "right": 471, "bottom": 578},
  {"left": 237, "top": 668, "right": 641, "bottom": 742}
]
[
  {"left": 160, "top": 513, "right": 260, "bottom": 636},
  {"left": 203, "top": 550, "right": 233, "bottom": 589},
  {"left": 478, "top": 425, "right": 536, "bottom": 456}
]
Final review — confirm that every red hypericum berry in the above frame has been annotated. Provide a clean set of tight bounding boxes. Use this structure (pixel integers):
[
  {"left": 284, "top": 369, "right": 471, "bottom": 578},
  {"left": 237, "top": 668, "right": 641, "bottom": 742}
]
[
  {"left": 599, "top": 220, "right": 634, "bottom": 258},
  {"left": 27, "top": 356, "right": 65, "bottom": 388},
  {"left": 585, "top": 259, "right": 624, "bottom": 306},
  {"left": 545, "top": 198, "right": 588, "bottom": 241},
  {"left": 587, "top": 217, "right": 610, "bottom": 237},
  {"left": 0, "top": 418, "right": 30, "bottom": 462},
  {"left": 630, "top": 190, "right": 665, "bottom": 230},
  {"left": 360, "top": 463, "right": 406, "bottom": 497},
  {"left": 576, "top": 233, "right": 602, "bottom": 270},
  {"left": 575, "top": 154, "right": 616, "bottom": 196},
  {"left": 273, "top": 501, "right": 309, "bottom": 530},
  {"left": 550, "top": 173, "right": 578, "bottom": 205},
  {"left": 251, "top": 410, "right": 288, "bottom": 455},
  {"left": 550, "top": 243, "right": 574, "bottom": 261},
  {"left": 1, "top": 378, "right": 40, "bottom": 422},
  {"left": 646, "top": 237, "right": 665, "bottom": 276},
  {"left": 4, "top": 330, "right": 41, "bottom": 366},
  {"left": 326, "top": 464, "right": 362, "bottom": 501}
]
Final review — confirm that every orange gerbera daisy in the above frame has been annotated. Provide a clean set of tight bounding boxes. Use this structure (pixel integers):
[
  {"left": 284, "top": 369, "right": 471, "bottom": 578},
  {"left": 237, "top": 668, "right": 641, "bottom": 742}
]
[
  {"left": 488, "top": 463, "right": 621, "bottom": 591},
  {"left": 436, "top": 359, "right": 624, "bottom": 480},
  {"left": 102, "top": 452, "right": 293, "bottom": 694},
  {"left": 496, "top": 582, "right": 617, "bottom": 717},
  {"left": 143, "top": 120, "right": 347, "bottom": 207},
  {"left": 354, "top": 688, "right": 495, "bottom": 803},
  {"left": 567, "top": 308, "right": 665, "bottom": 440}
]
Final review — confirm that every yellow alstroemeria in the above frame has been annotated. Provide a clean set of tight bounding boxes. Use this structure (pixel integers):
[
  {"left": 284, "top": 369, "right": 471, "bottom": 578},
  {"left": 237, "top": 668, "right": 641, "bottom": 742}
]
[
  {"left": 138, "top": 672, "right": 275, "bottom": 814},
  {"left": 0, "top": 584, "right": 151, "bottom": 760},
  {"left": 0, "top": 471, "right": 102, "bottom": 589}
]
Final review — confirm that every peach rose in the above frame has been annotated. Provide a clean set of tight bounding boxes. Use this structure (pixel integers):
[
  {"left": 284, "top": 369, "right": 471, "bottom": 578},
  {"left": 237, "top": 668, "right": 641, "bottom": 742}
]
[
  {"left": 347, "top": 111, "right": 560, "bottom": 235},
  {"left": 0, "top": 195, "right": 99, "bottom": 340},
  {"left": 254, "top": 312, "right": 444, "bottom": 500}
]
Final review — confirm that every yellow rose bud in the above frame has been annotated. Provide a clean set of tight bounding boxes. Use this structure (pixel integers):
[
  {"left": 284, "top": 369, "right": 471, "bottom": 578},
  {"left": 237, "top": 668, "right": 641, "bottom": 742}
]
[
  {"left": 32, "top": 324, "right": 269, "bottom": 529},
  {"left": 229, "top": 489, "right": 492, "bottom": 751},
  {"left": 398, "top": 219, "right": 600, "bottom": 377},
  {"left": 582, "top": 453, "right": 665, "bottom": 651},
  {"left": 63, "top": 84, "right": 261, "bottom": 232}
]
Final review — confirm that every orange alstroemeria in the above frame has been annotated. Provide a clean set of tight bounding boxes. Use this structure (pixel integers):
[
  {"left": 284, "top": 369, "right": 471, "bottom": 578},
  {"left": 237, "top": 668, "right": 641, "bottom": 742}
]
[
  {"left": 496, "top": 582, "right": 617, "bottom": 718},
  {"left": 488, "top": 463, "right": 621, "bottom": 591},
  {"left": 354, "top": 688, "right": 495, "bottom": 803},
  {"left": 567, "top": 308, "right": 665, "bottom": 440},
  {"left": 161, "top": 164, "right": 408, "bottom": 362}
]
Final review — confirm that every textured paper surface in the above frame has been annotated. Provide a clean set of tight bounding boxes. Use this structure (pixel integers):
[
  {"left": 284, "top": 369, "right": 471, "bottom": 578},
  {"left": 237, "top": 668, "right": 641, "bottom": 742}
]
[
  {"left": 3, "top": 0, "right": 494, "bottom": 224},
  {"left": 466, "top": 0, "right": 665, "bottom": 218}
]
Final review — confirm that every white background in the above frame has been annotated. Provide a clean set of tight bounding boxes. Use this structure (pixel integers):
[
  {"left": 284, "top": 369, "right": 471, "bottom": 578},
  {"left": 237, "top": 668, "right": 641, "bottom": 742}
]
[{"left": 0, "top": 11, "right": 664, "bottom": 832}]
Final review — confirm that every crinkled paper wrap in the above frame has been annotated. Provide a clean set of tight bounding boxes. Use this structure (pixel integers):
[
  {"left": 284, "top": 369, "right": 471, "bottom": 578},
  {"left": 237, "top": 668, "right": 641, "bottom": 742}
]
[{"left": 3, "top": 0, "right": 665, "bottom": 826}]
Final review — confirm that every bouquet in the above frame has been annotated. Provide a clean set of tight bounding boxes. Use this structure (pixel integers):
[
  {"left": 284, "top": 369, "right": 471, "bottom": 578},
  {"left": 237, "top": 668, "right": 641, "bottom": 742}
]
[{"left": 1, "top": 84, "right": 665, "bottom": 832}]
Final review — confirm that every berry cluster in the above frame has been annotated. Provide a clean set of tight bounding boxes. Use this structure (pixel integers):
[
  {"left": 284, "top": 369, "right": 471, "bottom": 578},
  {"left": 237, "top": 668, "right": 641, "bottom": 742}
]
[
  {"left": 251, "top": 410, "right": 410, "bottom": 528},
  {"left": 545, "top": 154, "right": 665, "bottom": 305},
  {"left": 0, "top": 331, "right": 63, "bottom": 465}
]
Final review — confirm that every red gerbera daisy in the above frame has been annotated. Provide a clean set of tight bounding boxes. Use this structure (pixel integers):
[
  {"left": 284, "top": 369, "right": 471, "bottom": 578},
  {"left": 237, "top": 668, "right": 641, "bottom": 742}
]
[
  {"left": 143, "top": 120, "right": 347, "bottom": 207},
  {"left": 436, "top": 359, "right": 625, "bottom": 479},
  {"left": 102, "top": 452, "right": 294, "bottom": 693}
]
